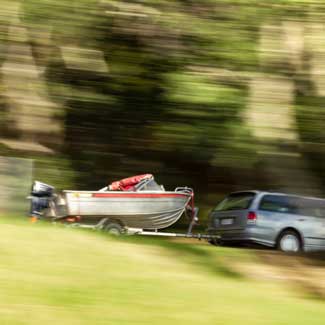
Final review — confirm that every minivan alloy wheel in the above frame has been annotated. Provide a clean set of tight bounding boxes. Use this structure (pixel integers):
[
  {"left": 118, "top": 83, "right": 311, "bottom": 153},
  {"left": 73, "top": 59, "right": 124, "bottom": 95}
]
[{"left": 279, "top": 232, "right": 300, "bottom": 252}]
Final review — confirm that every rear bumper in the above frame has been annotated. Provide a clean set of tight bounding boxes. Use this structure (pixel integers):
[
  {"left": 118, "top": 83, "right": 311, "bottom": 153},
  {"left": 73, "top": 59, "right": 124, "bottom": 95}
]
[{"left": 206, "top": 227, "right": 275, "bottom": 247}]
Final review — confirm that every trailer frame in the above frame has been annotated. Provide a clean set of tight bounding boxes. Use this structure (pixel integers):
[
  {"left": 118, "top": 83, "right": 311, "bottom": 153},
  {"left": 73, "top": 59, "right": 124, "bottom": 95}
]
[{"left": 59, "top": 217, "right": 220, "bottom": 241}]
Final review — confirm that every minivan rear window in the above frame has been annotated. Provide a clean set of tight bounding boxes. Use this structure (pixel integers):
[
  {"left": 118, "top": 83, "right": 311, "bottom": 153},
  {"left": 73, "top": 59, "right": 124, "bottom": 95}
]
[{"left": 214, "top": 192, "right": 256, "bottom": 211}]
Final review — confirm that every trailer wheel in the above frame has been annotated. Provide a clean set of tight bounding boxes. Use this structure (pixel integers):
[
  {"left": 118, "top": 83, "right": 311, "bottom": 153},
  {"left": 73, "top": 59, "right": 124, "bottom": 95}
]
[
  {"left": 208, "top": 239, "right": 222, "bottom": 246},
  {"left": 104, "top": 222, "right": 124, "bottom": 236}
]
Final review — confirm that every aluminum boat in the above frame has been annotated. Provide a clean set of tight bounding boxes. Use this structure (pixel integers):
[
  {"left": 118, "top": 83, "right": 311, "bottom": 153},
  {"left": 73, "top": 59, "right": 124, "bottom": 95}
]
[{"left": 29, "top": 174, "right": 196, "bottom": 230}]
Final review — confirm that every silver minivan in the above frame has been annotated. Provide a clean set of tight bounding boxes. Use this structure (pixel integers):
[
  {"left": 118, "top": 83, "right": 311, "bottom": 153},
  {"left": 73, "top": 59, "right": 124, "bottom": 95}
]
[{"left": 207, "top": 191, "right": 325, "bottom": 252}]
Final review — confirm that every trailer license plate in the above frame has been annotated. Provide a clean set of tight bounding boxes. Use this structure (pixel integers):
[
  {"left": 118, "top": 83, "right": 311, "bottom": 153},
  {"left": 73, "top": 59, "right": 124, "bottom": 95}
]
[{"left": 221, "top": 218, "right": 234, "bottom": 225}]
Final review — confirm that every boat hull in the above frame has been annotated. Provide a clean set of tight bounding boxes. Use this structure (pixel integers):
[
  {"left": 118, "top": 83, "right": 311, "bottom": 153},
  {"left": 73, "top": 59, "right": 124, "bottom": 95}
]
[{"left": 63, "top": 191, "right": 191, "bottom": 229}]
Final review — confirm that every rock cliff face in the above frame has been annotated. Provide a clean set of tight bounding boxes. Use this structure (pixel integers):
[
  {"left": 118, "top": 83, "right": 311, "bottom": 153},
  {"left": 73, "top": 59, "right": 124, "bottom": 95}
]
[
  {"left": 1, "top": 1, "right": 325, "bottom": 200},
  {"left": 0, "top": 156, "right": 32, "bottom": 214},
  {"left": 0, "top": 2, "right": 61, "bottom": 152},
  {"left": 244, "top": 20, "right": 325, "bottom": 196}
]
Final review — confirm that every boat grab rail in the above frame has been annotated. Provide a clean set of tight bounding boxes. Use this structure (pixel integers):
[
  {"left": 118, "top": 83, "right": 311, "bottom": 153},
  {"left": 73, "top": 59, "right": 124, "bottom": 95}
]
[{"left": 175, "top": 187, "right": 193, "bottom": 194}]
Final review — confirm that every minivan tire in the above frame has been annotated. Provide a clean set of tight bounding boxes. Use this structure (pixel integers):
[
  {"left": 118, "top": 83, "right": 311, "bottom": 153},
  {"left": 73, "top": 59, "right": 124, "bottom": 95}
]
[{"left": 277, "top": 230, "right": 301, "bottom": 253}]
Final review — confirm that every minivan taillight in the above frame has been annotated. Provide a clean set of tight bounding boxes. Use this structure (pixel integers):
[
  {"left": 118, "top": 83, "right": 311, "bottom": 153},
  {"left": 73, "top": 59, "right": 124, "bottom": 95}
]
[{"left": 247, "top": 211, "right": 257, "bottom": 224}]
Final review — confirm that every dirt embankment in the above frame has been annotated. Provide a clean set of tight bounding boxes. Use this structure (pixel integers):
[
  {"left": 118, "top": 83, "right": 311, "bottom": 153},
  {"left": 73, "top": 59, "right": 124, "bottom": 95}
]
[{"left": 231, "top": 250, "right": 325, "bottom": 299}]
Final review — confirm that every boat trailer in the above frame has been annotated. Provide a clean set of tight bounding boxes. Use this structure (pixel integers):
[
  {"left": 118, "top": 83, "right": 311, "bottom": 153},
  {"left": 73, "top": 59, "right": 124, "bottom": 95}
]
[
  {"left": 29, "top": 178, "right": 220, "bottom": 242},
  {"left": 57, "top": 216, "right": 220, "bottom": 241}
]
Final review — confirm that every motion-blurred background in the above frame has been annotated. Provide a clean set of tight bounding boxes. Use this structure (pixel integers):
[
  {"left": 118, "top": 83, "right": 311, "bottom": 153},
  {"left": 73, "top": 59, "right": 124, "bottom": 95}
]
[{"left": 1, "top": 0, "right": 325, "bottom": 216}]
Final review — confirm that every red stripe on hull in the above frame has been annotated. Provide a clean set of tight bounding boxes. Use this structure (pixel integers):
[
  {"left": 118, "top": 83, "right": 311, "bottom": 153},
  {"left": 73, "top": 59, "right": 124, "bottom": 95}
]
[{"left": 92, "top": 193, "right": 188, "bottom": 198}]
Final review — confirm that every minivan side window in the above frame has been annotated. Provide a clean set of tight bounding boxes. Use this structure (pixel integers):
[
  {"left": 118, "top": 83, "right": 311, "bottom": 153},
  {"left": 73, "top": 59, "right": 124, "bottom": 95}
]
[
  {"left": 214, "top": 192, "right": 256, "bottom": 211},
  {"left": 259, "top": 195, "right": 297, "bottom": 214},
  {"left": 259, "top": 195, "right": 325, "bottom": 217},
  {"left": 296, "top": 198, "right": 325, "bottom": 218}
]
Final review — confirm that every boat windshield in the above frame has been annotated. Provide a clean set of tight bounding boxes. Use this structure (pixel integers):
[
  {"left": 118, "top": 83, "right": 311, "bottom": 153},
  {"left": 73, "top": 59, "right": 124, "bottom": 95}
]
[{"left": 137, "top": 179, "right": 163, "bottom": 191}]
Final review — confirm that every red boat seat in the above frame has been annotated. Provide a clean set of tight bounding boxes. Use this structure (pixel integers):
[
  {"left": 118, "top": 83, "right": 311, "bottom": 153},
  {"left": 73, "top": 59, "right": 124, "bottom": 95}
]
[{"left": 109, "top": 174, "right": 153, "bottom": 191}]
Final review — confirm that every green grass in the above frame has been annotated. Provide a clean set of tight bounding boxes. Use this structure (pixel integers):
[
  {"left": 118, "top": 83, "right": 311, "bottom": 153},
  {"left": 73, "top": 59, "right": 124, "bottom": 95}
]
[{"left": 0, "top": 217, "right": 324, "bottom": 324}]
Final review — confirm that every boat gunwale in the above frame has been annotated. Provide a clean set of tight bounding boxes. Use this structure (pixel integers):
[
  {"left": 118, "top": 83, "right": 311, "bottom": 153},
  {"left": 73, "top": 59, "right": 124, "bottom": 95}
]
[
  {"left": 72, "top": 206, "right": 187, "bottom": 217},
  {"left": 63, "top": 190, "right": 192, "bottom": 198}
]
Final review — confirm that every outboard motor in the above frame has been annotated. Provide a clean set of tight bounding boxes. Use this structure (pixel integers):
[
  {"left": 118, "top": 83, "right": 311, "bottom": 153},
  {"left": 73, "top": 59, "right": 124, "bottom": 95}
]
[{"left": 29, "top": 181, "right": 55, "bottom": 218}]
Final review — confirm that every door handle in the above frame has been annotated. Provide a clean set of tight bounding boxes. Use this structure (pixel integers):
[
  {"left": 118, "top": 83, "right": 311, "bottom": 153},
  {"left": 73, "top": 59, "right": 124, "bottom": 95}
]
[{"left": 298, "top": 218, "right": 305, "bottom": 222}]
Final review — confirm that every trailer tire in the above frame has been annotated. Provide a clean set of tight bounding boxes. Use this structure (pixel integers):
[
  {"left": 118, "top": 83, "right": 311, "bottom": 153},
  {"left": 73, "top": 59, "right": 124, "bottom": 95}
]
[
  {"left": 208, "top": 239, "right": 222, "bottom": 246},
  {"left": 104, "top": 222, "right": 124, "bottom": 236}
]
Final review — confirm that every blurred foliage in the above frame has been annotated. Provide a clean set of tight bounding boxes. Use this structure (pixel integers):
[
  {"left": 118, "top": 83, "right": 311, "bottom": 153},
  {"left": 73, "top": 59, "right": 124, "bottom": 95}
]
[{"left": 2, "top": 0, "right": 325, "bottom": 209}]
